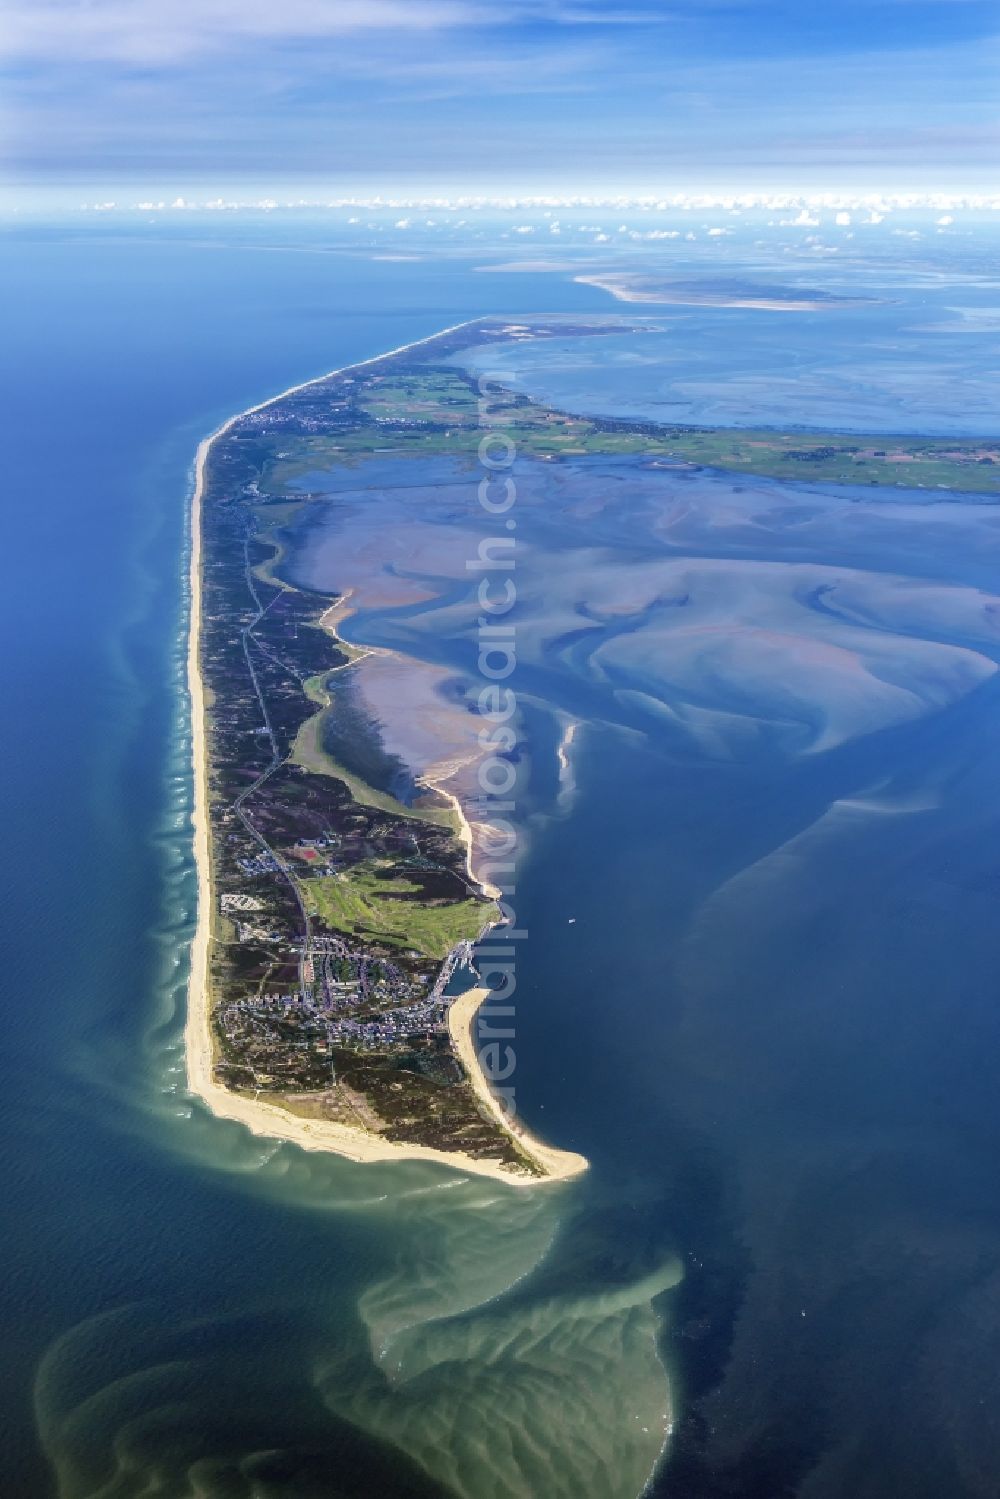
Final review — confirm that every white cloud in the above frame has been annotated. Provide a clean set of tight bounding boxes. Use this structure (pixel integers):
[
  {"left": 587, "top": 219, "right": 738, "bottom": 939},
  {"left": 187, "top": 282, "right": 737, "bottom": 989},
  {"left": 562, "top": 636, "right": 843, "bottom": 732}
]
[
  {"left": 0, "top": 0, "right": 486, "bottom": 65},
  {"left": 706, "top": 226, "right": 732, "bottom": 236},
  {"left": 513, "top": 223, "right": 535, "bottom": 233},
  {"left": 70, "top": 191, "right": 1000, "bottom": 219},
  {"left": 835, "top": 210, "right": 851, "bottom": 225},
  {"left": 394, "top": 217, "right": 411, "bottom": 228}
]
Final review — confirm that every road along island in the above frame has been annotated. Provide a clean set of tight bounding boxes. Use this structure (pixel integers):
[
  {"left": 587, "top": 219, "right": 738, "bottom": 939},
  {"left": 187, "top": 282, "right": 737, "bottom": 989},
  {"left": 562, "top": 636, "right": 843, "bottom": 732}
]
[
  {"left": 186, "top": 317, "right": 1000, "bottom": 1184},
  {"left": 185, "top": 322, "right": 604, "bottom": 1183}
]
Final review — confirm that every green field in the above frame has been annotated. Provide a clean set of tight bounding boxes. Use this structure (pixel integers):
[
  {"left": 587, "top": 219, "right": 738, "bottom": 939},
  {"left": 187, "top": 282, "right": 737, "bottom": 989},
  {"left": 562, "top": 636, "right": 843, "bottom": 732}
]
[
  {"left": 305, "top": 861, "right": 496, "bottom": 958},
  {"left": 260, "top": 365, "right": 1000, "bottom": 495},
  {"left": 597, "top": 427, "right": 1000, "bottom": 491},
  {"left": 361, "top": 370, "right": 481, "bottom": 424}
]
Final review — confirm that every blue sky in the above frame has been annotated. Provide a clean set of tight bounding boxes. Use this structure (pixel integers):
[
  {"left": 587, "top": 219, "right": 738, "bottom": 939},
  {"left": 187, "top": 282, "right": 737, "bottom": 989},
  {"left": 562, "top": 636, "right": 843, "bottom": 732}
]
[{"left": 2, "top": 0, "right": 997, "bottom": 202}]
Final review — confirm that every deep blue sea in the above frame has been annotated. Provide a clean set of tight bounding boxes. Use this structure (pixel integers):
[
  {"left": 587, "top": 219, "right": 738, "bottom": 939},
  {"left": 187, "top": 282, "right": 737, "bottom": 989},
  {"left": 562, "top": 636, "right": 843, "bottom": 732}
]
[{"left": 3, "top": 215, "right": 1000, "bottom": 1498}]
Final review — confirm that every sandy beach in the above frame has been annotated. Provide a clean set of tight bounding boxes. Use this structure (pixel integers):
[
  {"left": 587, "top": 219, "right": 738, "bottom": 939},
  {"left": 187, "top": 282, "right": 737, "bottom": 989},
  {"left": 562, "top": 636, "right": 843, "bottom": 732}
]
[
  {"left": 447, "top": 988, "right": 588, "bottom": 1181},
  {"left": 574, "top": 273, "right": 839, "bottom": 311},
  {"left": 185, "top": 333, "right": 588, "bottom": 1187}
]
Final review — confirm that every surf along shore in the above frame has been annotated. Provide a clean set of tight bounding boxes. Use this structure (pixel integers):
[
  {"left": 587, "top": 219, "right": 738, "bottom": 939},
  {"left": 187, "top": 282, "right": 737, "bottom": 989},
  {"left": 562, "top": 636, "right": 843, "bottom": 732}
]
[{"left": 185, "top": 331, "right": 588, "bottom": 1185}]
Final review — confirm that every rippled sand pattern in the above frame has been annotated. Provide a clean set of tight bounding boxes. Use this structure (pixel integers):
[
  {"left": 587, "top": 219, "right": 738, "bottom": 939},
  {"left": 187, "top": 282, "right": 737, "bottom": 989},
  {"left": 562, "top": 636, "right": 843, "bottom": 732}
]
[{"left": 284, "top": 453, "right": 1000, "bottom": 787}]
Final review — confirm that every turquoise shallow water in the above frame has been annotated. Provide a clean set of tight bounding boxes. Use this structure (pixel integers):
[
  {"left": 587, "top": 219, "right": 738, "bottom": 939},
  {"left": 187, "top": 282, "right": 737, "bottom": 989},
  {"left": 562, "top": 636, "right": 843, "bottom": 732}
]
[
  {"left": 4, "top": 218, "right": 1000, "bottom": 1497},
  {"left": 1, "top": 225, "right": 675, "bottom": 1499}
]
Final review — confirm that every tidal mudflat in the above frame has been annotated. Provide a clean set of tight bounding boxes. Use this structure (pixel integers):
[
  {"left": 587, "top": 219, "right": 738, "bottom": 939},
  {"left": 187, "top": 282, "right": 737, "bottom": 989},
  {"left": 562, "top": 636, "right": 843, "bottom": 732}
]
[
  {"left": 9, "top": 222, "right": 1000, "bottom": 1498},
  {"left": 283, "top": 448, "right": 1000, "bottom": 773}
]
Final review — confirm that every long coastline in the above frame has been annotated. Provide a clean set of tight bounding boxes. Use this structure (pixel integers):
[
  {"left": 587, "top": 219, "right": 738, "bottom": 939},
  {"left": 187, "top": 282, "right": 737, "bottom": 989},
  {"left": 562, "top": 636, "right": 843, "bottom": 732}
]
[{"left": 185, "top": 330, "right": 588, "bottom": 1186}]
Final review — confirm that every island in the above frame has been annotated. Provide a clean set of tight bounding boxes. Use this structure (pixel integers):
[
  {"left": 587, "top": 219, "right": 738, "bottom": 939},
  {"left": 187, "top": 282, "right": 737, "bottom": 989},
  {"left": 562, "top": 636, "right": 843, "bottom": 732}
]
[{"left": 186, "top": 316, "right": 1000, "bottom": 1184}]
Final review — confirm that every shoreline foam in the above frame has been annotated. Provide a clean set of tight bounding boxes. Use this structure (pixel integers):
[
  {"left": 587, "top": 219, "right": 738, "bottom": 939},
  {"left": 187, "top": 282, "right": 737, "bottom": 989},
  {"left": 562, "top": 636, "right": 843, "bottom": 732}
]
[{"left": 185, "top": 327, "right": 588, "bottom": 1186}]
